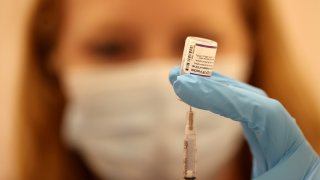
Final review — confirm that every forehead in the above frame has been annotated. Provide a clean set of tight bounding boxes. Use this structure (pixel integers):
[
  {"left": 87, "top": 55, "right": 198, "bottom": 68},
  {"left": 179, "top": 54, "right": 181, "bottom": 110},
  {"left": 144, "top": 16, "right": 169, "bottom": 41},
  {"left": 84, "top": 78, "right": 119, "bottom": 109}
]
[{"left": 64, "top": 0, "right": 241, "bottom": 28}]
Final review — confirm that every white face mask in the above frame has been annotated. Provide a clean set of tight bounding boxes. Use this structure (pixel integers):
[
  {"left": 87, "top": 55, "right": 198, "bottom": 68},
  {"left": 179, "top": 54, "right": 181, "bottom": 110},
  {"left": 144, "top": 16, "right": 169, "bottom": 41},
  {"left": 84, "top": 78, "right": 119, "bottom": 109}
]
[{"left": 61, "top": 61, "right": 244, "bottom": 180}]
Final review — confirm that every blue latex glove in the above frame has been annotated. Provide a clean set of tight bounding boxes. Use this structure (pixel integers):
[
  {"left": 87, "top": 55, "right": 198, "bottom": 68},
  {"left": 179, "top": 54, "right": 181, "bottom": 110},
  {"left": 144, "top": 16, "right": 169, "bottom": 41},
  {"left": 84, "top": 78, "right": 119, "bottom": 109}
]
[{"left": 169, "top": 66, "right": 320, "bottom": 179}]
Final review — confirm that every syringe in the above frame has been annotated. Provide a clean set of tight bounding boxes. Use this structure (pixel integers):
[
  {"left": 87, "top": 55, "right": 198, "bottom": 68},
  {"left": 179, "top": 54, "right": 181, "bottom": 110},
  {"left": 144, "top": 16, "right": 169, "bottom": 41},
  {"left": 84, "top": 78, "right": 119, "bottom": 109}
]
[
  {"left": 183, "top": 106, "right": 196, "bottom": 180},
  {"left": 180, "top": 36, "right": 217, "bottom": 180}
]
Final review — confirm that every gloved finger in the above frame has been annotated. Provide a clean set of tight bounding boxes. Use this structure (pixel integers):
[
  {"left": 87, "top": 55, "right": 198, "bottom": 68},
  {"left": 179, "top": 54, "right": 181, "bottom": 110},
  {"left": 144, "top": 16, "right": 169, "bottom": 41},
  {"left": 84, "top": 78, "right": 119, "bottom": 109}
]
[
  {"left": 169, "top": 66, "right": 267, "bottom": 96},
  {"left": 212, "top": 71, "right": 267, "bottom": 96},
  {"left": 169, "top": 66, "right": 180, "bottom": 85},
  {"left": 172, "top": 74, "right": 305, "bottom": 176},
  {"left": 173, "top": 74, "right": 269, "bottom": 119}
]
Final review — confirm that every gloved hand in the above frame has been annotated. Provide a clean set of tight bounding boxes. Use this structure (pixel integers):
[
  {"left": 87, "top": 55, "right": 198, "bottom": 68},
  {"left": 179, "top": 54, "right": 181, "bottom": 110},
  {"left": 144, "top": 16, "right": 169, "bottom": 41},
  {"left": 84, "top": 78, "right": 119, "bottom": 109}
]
[{"left": 169, "top": 66, "right": 320, "bottom": 180}]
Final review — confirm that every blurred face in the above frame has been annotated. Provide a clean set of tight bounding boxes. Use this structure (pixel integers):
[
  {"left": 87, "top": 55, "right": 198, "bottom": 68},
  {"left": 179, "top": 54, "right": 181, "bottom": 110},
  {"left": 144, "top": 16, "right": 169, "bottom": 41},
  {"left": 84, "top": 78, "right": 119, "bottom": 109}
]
[
  {"left": 54, "top": 0, "right": 253, "bottom": 81},
  {"left": 58, "top": 1, "right": 252, "bottom": 179}
]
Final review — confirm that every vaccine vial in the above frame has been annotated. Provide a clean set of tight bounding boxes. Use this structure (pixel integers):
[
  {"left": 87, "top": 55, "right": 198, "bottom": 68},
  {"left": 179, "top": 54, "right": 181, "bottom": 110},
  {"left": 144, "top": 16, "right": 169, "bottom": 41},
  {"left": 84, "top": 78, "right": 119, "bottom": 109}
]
[{"left": 180, "top": 37, "right": 218, "bottom": 77}]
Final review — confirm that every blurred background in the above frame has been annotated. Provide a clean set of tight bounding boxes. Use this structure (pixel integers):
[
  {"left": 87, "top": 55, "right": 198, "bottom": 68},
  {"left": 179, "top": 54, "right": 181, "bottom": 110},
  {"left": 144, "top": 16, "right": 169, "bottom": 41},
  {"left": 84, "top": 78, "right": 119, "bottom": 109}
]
[{"left": 1, "top": 0, "right": 320, "bottom": 179}]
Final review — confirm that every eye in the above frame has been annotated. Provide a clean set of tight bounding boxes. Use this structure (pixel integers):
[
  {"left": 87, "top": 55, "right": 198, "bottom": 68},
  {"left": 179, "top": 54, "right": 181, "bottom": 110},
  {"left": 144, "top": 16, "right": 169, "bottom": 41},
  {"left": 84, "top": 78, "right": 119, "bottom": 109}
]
[{"left": 90, "top": 40, "right": 130, "bottom": 60}]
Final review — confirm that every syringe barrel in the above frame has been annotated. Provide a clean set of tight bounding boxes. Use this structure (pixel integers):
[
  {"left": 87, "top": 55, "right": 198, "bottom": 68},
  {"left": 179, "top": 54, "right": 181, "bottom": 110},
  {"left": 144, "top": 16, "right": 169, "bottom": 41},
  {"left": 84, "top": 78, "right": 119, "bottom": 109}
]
[{"left": 184, "top": 110, "right": 196, "bottom": 178}]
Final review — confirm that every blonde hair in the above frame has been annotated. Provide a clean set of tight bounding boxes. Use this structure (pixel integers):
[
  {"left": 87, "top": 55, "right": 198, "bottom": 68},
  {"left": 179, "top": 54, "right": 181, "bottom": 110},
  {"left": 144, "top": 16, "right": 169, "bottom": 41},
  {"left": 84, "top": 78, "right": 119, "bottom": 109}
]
[
  {"left": 15, "top": 0, "right": 320, "bottom": 179},
  {"left": 16, "top": 0, "right": 93, "bottom": 179}
]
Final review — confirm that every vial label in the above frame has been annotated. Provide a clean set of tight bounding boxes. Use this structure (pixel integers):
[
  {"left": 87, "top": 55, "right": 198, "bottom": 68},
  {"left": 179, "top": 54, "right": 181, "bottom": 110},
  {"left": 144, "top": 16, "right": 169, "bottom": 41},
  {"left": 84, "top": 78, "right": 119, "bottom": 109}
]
[{"left": 181, "top": 37, "right": 217, "bottom": 77}]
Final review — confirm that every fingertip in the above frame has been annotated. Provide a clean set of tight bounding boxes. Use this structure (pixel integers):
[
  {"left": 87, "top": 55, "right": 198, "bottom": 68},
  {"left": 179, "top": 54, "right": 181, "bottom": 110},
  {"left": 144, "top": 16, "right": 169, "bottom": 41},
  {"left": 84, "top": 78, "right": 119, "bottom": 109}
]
[
  {"left": 168, "top": 66, "right": 181, "bottom": 85},
  {"left": 172, "top": 75, "right": 195, "bottom": 107},
  {"left": 171, "top": 73, "right": 202, "bottom": 105},
  {"left": 176, "top": 74, "right": 198, "bottom": 84}
]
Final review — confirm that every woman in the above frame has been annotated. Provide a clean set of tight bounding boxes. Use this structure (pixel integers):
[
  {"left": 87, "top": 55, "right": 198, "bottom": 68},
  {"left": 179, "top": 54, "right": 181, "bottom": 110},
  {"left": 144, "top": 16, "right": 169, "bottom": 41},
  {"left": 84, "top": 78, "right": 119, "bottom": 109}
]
[{"left": 14, "top": 0, "right": 319, "bottom": 179}]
